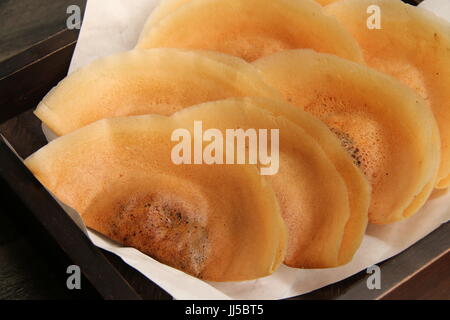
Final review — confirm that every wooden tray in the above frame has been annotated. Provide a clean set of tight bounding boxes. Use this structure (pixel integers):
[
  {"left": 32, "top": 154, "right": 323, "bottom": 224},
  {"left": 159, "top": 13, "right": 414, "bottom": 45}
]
[{"left": 0, "top": 4, "right": 448, "bottom": 300}]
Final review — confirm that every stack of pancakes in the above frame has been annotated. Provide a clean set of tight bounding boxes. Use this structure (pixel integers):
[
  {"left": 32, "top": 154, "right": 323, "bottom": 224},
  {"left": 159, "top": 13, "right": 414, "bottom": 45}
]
[{"left": 25, "top": 0, "right": 449, "bottom": 281}]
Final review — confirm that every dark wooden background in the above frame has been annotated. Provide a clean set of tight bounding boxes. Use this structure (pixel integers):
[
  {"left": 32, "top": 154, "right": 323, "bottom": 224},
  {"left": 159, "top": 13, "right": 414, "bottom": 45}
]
[
  {"left": 0, "top": 0, "right": 86, "bottom": 61},
  {"left": 0, "top": 0, "right": 95, "bottom": 299}
]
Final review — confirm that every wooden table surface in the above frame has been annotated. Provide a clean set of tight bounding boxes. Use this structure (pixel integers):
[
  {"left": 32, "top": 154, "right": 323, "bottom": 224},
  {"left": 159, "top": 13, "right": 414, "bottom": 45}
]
[{"left": 0, "top": 0, "right": 97, "bottom": 299}]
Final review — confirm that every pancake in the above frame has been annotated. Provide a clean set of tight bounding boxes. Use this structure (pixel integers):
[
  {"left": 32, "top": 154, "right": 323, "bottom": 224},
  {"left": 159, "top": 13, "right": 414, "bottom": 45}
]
[
  {"left": 316, "top": 0, "right": 340, "bottom": 4},
  {"left": 254, "top": 50, "right": 440, "bottom": 224},
  {"left": 174, "top": 97, "right": 365, "bottom": 268},
  {"left": 139, "top": 0, "right": 342, "bottom": 28},
  {"left": 249, "top": 97, "right": 370, "bottom": 264},
  {"left": 136, "top": 0, "right": 364, "bottom": 63},
  {"left": 326, "top": 0, "right": 450, "bottom": 188},
  {"left": 34, "top": 48, "right": 281, "bottom": 136},
  {"left": 24, "top": 114, "right": 286, "bottom": 281}
]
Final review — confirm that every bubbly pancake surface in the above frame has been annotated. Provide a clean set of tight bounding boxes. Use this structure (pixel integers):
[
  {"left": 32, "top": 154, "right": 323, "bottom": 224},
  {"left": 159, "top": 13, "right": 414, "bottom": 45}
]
[
  {"left": 247, "top": 97, "right": 370, "bottom": 264},
  {"left": 25, "top": 115, "right": 287, "bottom": 281},
  {"left": 174, "top": 97, "right": 368, "bottom": 268},
  {"left": 34, "top": 48, "right": 281, "bottom": 136},
  {"left": 136, "top": 0, "right": 364, "bottom": 63},
  {"left": 254, "top": 50, "right": 440, "bottom": 224},
  {"left": 326, "top": 0, "right": 450, "bottom": 188}
]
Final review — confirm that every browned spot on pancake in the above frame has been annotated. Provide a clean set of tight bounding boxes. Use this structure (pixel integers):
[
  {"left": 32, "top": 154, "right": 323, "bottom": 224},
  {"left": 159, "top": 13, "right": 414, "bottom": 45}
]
[
  {"left": 330, "top": 127, "right": 363, "bottom": 171},
  {"left": 107, "top": 193, "right": 208, "bottom": 277}
]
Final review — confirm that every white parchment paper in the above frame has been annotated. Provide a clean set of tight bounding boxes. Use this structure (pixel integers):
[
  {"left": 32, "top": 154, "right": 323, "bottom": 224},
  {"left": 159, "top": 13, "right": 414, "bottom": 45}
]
[{"left": 48, "top": 0, "right": 450, "bottom": 299}]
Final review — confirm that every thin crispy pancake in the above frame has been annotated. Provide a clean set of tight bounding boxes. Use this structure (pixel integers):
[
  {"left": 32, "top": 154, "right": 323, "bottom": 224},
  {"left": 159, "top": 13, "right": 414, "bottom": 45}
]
[
  {"left": 316, "top": 0, "right": 340, "bottom": 5},
  {"left": 25, "top": 115, "right": 286, "bottom": 281},
  {"left": 326, "top": 0, "right": 450, "bottom": 188},
  {"left": 34, "top": 48, "right": 281, "bottom": 136},
  {"left": 174, "top": 97, "right": 362, "bottom": 268},
  {"left": 139, "top": 0, "right": 342, "bottom": 29},
  {"left": 247, "top": 97, "right": 370, "bottom": 264},
  {"left": 254, "top": 50, "right": 440, "bottom": 224},
  {"left": 136, "top": 0, "right": 364, "bottom": 63}
]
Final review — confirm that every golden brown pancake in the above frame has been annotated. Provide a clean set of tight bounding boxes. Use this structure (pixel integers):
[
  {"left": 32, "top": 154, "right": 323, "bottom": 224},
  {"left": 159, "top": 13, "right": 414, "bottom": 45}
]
[
  {"left": 175, "top": 97, "right": 367, "bottom": 268},
  {"left": 25, "top": 114, "right": 286, "bottom": 281},
  {"left": 326, "top": 0, "right": 450, "bottom": 188},
  {"left": 140, "top": 0, "right": 342, "bottom": 28},
  {"left": 34, "top": 48, "right": 281, "bottom": 136},
  {"left": 316, "top": 0, "right": 340, "bottom": 4},
  {"left": 136, "top": 0, "right": 364, "bottom": 63},
  {"left": 254, "top": 50, "right": 440, "bottom": 224},
  {"left": 249, "top": 97, "right": 370, "bottom": 264}
]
